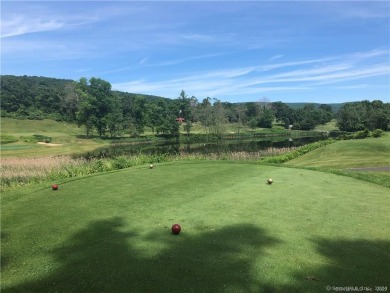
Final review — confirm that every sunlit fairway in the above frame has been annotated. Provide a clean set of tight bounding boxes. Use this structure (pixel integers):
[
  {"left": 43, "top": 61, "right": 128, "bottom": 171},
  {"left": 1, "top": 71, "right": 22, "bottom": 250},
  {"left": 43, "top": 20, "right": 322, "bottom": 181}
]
[
  {"left": 286, "top": 135, "right": 390, "bottom": 170},
  {"left": 0, "top": 118, "right": 107, "bottom": 157},
  {"left": 2, "top": 161, "right": 389, "bottom": 292}
]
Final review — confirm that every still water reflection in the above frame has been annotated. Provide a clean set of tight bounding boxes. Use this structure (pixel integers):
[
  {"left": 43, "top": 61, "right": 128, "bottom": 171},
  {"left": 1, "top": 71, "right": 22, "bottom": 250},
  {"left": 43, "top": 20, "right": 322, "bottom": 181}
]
[{"left": 82, "top": 136, "right": 327, "bottom": 158}]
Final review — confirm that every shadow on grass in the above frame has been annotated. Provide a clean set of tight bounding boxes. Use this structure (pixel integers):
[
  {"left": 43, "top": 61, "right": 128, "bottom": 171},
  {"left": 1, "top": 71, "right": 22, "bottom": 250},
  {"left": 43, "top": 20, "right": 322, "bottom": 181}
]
[
  {"left": 2, "top": 217, "right": 281, "bottom": 292},
  {"left": 312, "top": 238, "right": 389, "bottom": 287},
  {"left": 278, "top": 238, "right": 390, "bottom": 292}
]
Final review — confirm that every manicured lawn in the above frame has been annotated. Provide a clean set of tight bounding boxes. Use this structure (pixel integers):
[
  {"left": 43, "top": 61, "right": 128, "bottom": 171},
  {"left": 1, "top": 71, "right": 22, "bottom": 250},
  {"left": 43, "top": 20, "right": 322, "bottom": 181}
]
[
  {"left": 286, "top": 135, "right": 390, "bottom": 169},
  {"left": 284, "top": 135, "right": 390, "bottom": 187},
  {"left": 314, "top": 119, "right": 339, "bottom": 132},
  {"left": 2, "top": 161, "right": 389, "bottom": 292}
]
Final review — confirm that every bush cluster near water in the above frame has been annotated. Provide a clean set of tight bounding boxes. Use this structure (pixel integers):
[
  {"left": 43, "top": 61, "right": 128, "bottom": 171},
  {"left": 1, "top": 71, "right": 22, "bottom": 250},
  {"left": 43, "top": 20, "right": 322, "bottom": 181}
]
[{"left": 338, "top": 129, "right": 384, "bottom": 140}]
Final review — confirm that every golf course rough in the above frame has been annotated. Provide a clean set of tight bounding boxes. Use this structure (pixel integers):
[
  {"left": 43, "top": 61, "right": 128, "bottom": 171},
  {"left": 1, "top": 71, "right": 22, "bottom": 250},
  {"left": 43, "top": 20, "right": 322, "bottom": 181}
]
[{"left": 2, "top": 161, "right": 389, "bottom": 292}]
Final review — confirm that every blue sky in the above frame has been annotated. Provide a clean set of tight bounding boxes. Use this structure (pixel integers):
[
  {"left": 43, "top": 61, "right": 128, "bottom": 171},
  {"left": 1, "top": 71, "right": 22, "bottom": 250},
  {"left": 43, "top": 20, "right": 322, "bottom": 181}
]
[{"left": 1, "top": 1, "right": 389, "bottom": 103}]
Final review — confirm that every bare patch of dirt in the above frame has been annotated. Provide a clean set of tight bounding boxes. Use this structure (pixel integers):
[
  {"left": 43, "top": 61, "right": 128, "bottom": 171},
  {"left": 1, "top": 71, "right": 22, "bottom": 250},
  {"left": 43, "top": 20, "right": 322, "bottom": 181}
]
[{"left": 37, "top": 142, "right": 63, "bottom": 147}]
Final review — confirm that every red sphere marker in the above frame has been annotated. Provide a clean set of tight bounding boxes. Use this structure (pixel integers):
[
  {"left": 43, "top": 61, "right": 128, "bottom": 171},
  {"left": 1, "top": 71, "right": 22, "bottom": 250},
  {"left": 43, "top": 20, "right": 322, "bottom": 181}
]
[
  {"left": 52, "top": 184, "right": 59, "bottom": 190},
  {"left": 171, "top": 224, "right": 181, "bottom": 235}
]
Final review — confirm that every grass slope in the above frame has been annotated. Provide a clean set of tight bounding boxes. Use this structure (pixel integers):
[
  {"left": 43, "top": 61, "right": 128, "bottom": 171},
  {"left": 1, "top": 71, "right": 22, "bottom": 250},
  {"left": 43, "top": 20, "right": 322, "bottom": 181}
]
[
  {"left": 2, "top": 161, "right": 389, "bottom": 292},
  {"left": 0, "top": 118, "right": 106, "bottom": 157},
  {"left": 286, "top": 135, "right": 390, "bottom": 169}
]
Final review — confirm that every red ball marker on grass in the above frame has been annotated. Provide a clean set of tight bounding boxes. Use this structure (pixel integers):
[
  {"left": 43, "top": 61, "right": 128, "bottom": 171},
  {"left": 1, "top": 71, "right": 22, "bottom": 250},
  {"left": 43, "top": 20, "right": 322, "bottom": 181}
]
[
  {"left": 52, "top": 184, "right": 59, "bottom": 190},
  {"left": 171, "top": 224, "right": 181, "bottom": 235}
]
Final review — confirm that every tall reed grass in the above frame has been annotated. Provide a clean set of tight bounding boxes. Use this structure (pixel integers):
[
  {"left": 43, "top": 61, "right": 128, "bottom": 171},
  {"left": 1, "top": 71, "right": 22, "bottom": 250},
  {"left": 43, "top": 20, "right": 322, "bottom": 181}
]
[
  {"left": 1, "top": 147, "right": 296, "bottom": 191},
  {"left": 1, "top": 156, "right": 87, "bottom": 190}
]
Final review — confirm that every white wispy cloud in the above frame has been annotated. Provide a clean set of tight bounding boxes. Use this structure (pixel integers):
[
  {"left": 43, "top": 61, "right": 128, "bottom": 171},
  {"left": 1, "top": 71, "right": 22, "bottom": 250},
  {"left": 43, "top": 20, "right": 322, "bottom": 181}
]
[
  {"left": 1, "top": 38, "right": 97, "bottom": 60},
  {"left": 1, "top": 14, "right": 64, "bottom": 38},
  {"left": 349, "top": 49, "right": 389, "bottom": 60},
  {"left": 269, "top": 55, "right": 284, "bottom": 61},
  {"left": 144, "top": 53, "right": 228, "bottom": 67},
  {"left": 340, "top": 4, "right": 390, "bottom": 19},
  {"left": 112, "top": 50, "right": 390, "bottom": 99},
  {"left": 180, "top": 33, "right": 214, "bottom": 42},
  {"left": 139, "top": 57, "right": 149, "bottom": 65},
  {"left": 0, "top": 6, "right": 102, "bottom": 39}
]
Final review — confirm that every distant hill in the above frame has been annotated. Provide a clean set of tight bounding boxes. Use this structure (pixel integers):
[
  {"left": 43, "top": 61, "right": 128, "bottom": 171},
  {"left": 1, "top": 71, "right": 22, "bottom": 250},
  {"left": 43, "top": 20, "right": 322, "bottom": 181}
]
[
  {"left": 285, "top": 102, "right": 345, "bottom": 112},
  {"left": 0, "top": 75, "right": 171, "bottom": 121},
  {"left": 1, "top": 75, "right": 346, "bottom": 117},
  {"left": 0, "top": 75, "right": 167, "bottom": 105}
]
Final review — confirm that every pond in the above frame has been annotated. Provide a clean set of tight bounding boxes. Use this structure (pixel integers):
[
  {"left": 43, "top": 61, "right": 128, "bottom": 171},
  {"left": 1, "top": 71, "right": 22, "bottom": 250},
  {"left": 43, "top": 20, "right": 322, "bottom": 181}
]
[{"left": 81, "top": 135, "right": 328, "bottom": 159}]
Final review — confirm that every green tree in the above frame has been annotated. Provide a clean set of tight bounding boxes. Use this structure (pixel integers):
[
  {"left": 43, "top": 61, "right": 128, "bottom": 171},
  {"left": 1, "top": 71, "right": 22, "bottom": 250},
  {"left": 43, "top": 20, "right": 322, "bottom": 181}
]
[
  {"left": 131, "top": 96, "right": 146, "bottom": 134},
  {"left": 106, "top": 96, "right": 124, "bottom": 137},
  {"left": 145, "top": 102, "right": 162, "bottom": 134},
  {"left": 210, "top": 99, "right": 228, "bottom": 136},
  {"left": 75, "top": 77, "right": 119, "bottom": 137},
  {"left": 271, "top": 101, "right": 297, "bottom": 128},
  {"left": 337, "top": 100, "right": 389, "bottom": 131},
  {"left": 257, "top": 108, "right": 274, "bottom": 128},
  {"left": 89, "top": 78, "right": 114, "bottom": 137},
  {"left": 60, "top": 83, "right": 80, "bottom": 121},
  {"left": 367, "top": 100, "right": 390, "bottom": 130},
  {"left": 246, "top": 102, "right": 260, "bottom": 121},
  {"left": 183, "top": 121, "right": 192, "bottom": 136},
  {"left": 337, "top": 102, "right": 369, "bottom": 132},
  {"left": 236, "top": 104, "right": 248, "bottom": 125},
  {"left": 177, "top": 90, "right": 192, "bottom": 121},
  {"left": 195, "top": 97, "right": 213, "bottom": 134},
  {"left": 76, "top": 94, "right": 96, "bottom": 137}
]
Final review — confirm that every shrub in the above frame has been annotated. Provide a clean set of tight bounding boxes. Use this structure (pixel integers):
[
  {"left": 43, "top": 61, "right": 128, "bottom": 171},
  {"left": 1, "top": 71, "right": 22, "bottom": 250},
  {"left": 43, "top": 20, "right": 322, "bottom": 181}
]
[
  {"left": 112, "top": 156, "right": 131, "bottom": 169},
  {"left": 371, "top": 129, "right": 384, "bottom": 138},
  {"left": 353, "top": 129, "right": 370, "bottom": 139},
  {"left": 0, "top": 134, "right": 19, "bottom": 144},
  {"left": 92, "top": 159, "right": 111, "bottom": 172},
  {"left": 21, "top": 134, "right": 52, "bottom": 143}
]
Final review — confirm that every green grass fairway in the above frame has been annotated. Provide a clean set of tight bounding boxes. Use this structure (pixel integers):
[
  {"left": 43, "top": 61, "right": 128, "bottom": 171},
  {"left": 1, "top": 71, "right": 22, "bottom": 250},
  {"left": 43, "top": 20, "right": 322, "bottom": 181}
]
[
  {"left": 2, "top": 161, "right": 389, "bottom": 292},
  {"left": 1, "top": 118, "right": 107, "bottom": 157},
  {"left": 314, "top": 119, "right": 339, "bottom": 132},
  {"left": 284, "top": 135, "right": 390, "bottom": 188},
  {"left": 286, "top": 135, "right": 390, "bottom": 170}
]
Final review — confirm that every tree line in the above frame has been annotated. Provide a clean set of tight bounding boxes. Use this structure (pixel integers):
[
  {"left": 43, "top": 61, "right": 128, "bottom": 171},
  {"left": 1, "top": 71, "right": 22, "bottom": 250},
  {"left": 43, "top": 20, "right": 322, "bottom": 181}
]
[{"left": 1, "top": 75, "right": 388, "bottom": 137}]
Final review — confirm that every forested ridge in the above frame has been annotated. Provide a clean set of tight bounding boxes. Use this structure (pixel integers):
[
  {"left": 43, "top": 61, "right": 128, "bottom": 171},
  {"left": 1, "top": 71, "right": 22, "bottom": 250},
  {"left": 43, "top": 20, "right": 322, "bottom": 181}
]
[{"left": 1, "top": 75, "right": 388, "bottom": 137}]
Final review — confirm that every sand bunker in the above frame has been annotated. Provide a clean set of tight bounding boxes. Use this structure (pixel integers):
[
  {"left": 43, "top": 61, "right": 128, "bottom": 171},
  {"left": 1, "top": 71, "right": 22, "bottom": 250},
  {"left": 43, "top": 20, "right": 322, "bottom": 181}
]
[{"left": 37, "top": 142, "right": 63, "bottom": 147}]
